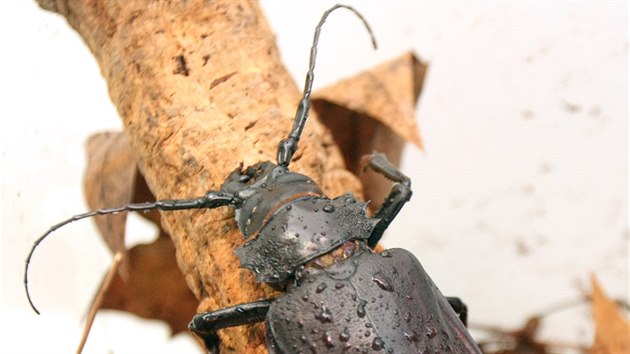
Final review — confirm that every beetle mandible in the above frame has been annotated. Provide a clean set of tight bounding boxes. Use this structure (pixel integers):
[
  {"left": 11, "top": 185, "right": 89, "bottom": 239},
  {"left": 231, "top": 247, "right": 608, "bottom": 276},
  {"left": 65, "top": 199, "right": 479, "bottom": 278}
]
[{"left": 25, "top": 4, "right": 482, "bottom": 353}]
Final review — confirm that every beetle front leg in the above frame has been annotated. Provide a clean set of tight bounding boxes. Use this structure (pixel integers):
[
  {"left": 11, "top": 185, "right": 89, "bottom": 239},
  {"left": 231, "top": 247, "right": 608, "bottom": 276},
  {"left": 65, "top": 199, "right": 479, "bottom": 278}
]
[
  {"left": 362, "top": 153, "right": 412, "bottom": 248},
  {"left": 189, "top": 299, "right": 273, "bottom": 353}
]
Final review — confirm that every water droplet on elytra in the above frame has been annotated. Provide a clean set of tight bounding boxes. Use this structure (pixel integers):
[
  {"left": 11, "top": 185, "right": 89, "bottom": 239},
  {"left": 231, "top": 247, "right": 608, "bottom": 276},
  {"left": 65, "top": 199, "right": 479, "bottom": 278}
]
[
  {"left": 425, "top": 326, "right": 438, "bottom": 338},
  {"left": 315, "top": 305, "right": 333, "bottom": 323},
  {"left": 403, "top": 312, "right": 411, "bottom": 322},
  {"left": 323, "top": 204, "right": 335, "bottom": 213},
  {"left": 339, "top": 327, "right": 350, "bottom": 342},
  {"left": 404, "top": 330, "right": 419, "bottom": 342},
  {"left": 372, "top": 337, "right": 385, "bottom": 351},
  {"left": 371, "top": 273, "right": 394, "bottom": 291},
  {"left": 322, "top": 331, "right": 334, "bottom": 348},
  {"left": 316, "top": 283, "right": 327, "bottom": 293},
  {"left": 357, "top": 300, "right": 367, "bottom": 318}
]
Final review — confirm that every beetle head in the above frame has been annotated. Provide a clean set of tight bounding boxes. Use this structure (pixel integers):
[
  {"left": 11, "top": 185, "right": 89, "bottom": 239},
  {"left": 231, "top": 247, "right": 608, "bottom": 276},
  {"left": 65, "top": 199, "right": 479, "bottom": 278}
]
[{"left": 221, "top": 161, "right": 323, "bottom": 238}]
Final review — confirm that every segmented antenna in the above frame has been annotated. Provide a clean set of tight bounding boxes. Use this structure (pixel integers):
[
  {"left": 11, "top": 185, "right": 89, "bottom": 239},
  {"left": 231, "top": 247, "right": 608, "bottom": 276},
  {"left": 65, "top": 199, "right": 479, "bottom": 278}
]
[
  {"left": 25, "top": 192, "right": 237, "bottom": 314},
  {"left": 276, "top": 4, "right": 377, "bottom": 167}
]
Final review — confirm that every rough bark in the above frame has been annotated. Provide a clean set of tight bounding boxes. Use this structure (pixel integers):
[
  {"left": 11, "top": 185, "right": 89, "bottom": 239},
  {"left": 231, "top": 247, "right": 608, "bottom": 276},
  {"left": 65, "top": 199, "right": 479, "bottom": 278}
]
[{"left": 37, "top": 0, "right": 360, "bottom": 352}]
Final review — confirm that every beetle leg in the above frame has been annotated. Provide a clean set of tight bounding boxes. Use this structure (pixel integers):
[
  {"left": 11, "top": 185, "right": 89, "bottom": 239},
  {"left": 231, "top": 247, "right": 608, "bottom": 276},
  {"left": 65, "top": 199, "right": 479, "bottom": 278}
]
[
  {"left": 362, "top": 153, "right": 412, "bottom": 248},
  {"left": 189, "top": 299, "right": 273, "bottom": 353},
  {"left": 446, "top": 296, "right": 469, "bottom": 326}
]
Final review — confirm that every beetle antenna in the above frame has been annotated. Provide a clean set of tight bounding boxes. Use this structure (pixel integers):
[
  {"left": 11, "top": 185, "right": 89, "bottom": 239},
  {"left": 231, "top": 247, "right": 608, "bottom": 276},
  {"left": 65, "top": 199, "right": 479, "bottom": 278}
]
[
  {"left": 276, "top": 4, "right": 377, "bottom": 167},
  {"left": 25, "top": 191, "right": 238, "bottom": 314}
]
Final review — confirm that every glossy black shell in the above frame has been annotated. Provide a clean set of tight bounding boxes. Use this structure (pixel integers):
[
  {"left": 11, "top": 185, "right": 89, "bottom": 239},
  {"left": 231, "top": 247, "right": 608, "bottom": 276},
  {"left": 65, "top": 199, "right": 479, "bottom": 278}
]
[
  {"left": 234, "top": 194, "right": 379, "bottom": 283},
  {"left": 265, "top": 248, "right": 480, "bottom": 353},
  {"left": 221, "top": 162, "right": 323, "bottom": 237}
]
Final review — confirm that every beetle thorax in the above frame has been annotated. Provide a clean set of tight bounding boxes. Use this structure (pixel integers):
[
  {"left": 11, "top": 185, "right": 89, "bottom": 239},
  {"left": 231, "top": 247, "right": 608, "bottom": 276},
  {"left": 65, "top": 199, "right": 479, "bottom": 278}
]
[
  {"left": 233, "top": 193, "right": 379, "bottom": 284},
  {"left": 221, "top": 161, "right": 323, "bottom": 237}
]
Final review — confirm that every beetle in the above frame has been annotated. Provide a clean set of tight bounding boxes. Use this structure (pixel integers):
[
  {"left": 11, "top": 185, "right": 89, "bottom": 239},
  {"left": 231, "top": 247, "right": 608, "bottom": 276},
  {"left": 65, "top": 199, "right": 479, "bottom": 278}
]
[{"left": 25, "top": 4, "right": 482, "bottom": 353}]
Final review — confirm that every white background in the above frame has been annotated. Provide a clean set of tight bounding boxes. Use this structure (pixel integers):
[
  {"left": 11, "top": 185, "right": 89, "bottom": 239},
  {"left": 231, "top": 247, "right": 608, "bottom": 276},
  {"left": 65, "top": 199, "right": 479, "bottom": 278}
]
[{"left": 1, "top": 1, "right": 627, "bottom": 353}]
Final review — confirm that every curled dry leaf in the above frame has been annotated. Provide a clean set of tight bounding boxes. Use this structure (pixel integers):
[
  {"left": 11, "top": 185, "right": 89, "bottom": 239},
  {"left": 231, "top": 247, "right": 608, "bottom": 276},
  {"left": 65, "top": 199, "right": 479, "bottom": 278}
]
[
  {"left": 84, "top": 132, "right": 136, "bottom": 275},
  {"left": 100, "top": 234, "right": 199, "bottom": 335},
  {"left": 312, "top": 52, "right": 426, "bottom": 208},
  {"left": 590, "top": 275, "right": 630, "bottom": 354},
  {"left": 85, "top": 131, "right": 197, "bottom": 335}
]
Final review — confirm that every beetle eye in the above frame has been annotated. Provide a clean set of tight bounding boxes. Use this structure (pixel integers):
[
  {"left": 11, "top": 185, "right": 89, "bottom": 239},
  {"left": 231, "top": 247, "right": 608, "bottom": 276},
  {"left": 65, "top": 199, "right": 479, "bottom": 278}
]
[{"left": 239, "top": 175, "right": 251, "bottom": 183}]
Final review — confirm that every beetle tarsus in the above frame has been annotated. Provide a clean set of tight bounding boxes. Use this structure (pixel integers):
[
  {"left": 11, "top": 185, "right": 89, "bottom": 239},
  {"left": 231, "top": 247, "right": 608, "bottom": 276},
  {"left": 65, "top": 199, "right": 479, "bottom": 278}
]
[{"left": 362, "top": 153, "right": 413, "bottom": 248}]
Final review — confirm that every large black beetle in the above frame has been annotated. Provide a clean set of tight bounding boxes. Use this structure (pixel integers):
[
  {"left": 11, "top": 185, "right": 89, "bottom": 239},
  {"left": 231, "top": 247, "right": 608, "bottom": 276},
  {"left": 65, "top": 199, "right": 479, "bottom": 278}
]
[{"left": 25, "top": 4, "right": 481, "bottom": 353}]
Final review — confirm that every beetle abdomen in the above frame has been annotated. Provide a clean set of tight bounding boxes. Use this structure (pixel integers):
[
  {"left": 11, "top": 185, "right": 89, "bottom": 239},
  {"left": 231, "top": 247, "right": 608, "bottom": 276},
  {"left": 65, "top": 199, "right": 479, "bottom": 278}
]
[{"left": 266, "top": 248, "right": 480, "bottom": 353}]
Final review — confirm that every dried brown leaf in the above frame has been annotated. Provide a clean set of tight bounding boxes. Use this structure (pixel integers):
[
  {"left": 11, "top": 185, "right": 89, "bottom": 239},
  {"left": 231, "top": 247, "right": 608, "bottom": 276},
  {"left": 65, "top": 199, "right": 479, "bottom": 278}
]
[
  {"left": 100, "top": 234, "right": 199, "bottom": 335},
  {"left": 313, "top": 52, "right": 425, "bottom": 150},
  {"left": 131, "top": 165, "right": 162, "bottom": 226},
  {"left": 312, "top": 52, "right": 426, "bottom": 207},
  {"left": 590, "top": 275, "right": 630, "bottom": 354},
  {"left": 84, "top": 132, "right": 136, "bottom": 257},
  {"left": 84, "top": 131, "right": 197, "bottom": 336}
]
